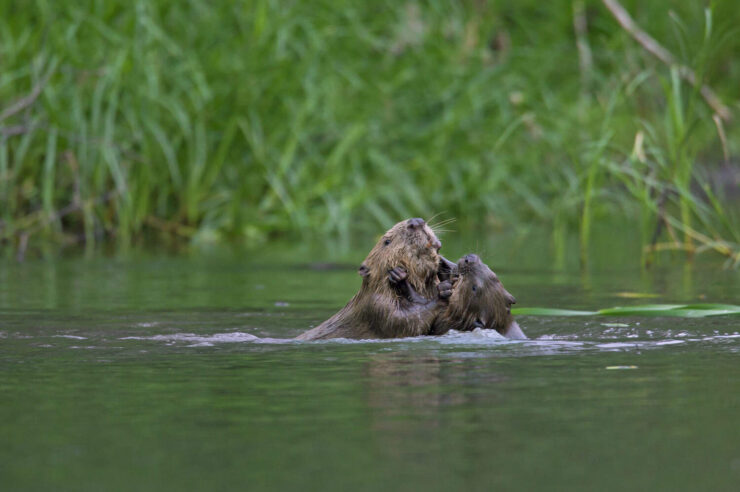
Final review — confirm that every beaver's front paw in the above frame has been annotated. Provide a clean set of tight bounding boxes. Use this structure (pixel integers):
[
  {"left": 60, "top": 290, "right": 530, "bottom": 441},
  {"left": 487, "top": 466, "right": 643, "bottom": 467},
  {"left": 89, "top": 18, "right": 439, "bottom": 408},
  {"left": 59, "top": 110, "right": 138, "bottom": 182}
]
[
  {"left": 437, "top": 280, "right": 454, "bottom": 301},
  {"left": 388, "top": 266, "right": 408, "bottom": 285}
]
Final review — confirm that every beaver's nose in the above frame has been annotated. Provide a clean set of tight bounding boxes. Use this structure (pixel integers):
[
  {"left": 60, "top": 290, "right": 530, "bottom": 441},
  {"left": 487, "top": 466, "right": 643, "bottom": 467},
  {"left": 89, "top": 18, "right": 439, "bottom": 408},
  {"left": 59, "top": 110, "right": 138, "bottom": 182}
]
[
  {"left": 431, "top": 238, "right": 441, "bottom": 250},
  {"left": 464, "top": 254, "right": 479, "bottom": 264},
  {"left": 407, "top": 218, "right": 425, "bottom": 229}
]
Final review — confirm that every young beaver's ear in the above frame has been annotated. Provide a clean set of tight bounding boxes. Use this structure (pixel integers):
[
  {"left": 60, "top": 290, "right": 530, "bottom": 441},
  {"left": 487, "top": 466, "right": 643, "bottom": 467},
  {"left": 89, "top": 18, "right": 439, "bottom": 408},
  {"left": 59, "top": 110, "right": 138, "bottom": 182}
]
[
  {"left": 505, "top": 291, "right": 516, "bottom": 314},
  {"left": 358, "top": 264, "right": 370, "bottom": 277}
]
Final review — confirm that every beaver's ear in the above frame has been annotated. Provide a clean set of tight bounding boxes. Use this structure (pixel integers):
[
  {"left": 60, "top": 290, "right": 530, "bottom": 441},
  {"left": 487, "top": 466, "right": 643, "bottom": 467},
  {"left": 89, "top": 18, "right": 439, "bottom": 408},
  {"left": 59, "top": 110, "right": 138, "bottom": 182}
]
[
  {"left": 358, "top": 264, "right": 370, "bottom": 277},
  {"left": 505, "top": 291, "right": 516, "bottom": 314}
]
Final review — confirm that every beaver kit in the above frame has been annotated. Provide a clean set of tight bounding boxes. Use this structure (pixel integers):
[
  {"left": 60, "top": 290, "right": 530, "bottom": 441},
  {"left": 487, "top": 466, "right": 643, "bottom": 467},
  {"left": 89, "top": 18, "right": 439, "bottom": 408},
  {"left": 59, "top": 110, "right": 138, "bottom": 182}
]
[
  {"left": 297, "top": 218, "right": 525, "bottom": 340},
  {"left": 296, "top": 218, "right": 454, "bottom": 340},
  {"left": 432, "top": 254, "right": 526, "bottom": 339}
]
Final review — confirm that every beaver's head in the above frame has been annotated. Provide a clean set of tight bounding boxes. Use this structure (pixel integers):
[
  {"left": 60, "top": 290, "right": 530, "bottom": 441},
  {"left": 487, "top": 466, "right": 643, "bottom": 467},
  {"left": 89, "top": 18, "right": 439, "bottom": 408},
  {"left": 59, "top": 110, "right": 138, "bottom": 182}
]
[
  {"left": 446, "top": 254, "right": 516, "bottom": 333},
  {"left": 357, "top": 218, "right": 442, "bottom": 294}
]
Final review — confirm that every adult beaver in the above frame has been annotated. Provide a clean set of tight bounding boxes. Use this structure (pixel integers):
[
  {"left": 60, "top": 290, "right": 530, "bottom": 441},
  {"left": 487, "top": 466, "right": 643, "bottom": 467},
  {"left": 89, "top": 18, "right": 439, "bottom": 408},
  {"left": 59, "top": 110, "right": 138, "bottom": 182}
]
[
  {"left": 297, "top": 218, "right": 456, "bottom": 340},
  {"left": 432, "top": 254, "right": 527, "bottom": 339}
]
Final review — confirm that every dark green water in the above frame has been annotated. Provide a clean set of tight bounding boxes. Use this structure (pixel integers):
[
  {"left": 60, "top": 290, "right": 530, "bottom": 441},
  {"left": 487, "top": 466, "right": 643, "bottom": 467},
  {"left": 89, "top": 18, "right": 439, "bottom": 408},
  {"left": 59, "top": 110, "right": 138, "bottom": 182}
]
[{"left": 1, "top": 235, "right": 739, "bottom": 491}]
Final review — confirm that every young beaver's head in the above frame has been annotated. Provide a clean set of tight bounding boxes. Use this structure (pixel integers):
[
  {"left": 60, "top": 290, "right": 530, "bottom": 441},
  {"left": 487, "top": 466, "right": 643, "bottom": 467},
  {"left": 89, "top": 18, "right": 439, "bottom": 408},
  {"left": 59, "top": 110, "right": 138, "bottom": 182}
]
[
  {"left": 357, "top": 218, "right": 442, "bottom": 295},
  {"left": 444, "top": 254, "right": 517, "bottom": 334}
]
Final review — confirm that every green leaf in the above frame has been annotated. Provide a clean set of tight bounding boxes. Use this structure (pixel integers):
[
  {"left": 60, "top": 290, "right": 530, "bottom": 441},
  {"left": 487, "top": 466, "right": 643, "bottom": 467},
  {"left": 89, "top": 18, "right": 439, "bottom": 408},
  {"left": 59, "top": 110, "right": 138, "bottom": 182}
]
[
  {"left": 597, "top": 304, "right": 685, "bottom": 315},
  {"left": 515, "top": 304, "right": 740, "bottom": 318},
  {"left": 512, "top": 307, "right": 596, "bottom": 316}
]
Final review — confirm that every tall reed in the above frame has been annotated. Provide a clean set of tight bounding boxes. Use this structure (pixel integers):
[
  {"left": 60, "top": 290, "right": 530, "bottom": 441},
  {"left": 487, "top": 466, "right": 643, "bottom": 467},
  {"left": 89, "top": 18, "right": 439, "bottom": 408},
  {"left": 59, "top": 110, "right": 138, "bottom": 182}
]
[{"left": 0, "top": 0, "right": 737, "bottom": 265}]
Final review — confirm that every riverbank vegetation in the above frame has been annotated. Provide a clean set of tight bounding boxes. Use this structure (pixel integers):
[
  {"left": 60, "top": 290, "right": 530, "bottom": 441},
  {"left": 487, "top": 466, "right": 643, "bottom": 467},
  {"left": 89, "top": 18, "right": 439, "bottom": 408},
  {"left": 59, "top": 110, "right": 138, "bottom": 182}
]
[{"left": 1, "top": 0, "right": 738, "bottom": 266}]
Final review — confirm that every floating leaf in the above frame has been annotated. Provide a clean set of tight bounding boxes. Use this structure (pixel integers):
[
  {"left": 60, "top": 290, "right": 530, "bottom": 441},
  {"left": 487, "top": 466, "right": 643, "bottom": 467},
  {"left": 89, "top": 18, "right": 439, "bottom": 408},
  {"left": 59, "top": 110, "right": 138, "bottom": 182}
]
[
  {"left": 511, "top": 307, "right": 596, "bottom": 316},
  {"left": 682, "top": 304, "right": 740, "bottom": 312},
  {"left": 597, "top": 304, "right": 685, "bottom": 315},
  {"left": 514, "top": 304, "right": 740, "bottom": 318},
  {"left": 614, "top": 292, "right": 660, "bottom": 299}
]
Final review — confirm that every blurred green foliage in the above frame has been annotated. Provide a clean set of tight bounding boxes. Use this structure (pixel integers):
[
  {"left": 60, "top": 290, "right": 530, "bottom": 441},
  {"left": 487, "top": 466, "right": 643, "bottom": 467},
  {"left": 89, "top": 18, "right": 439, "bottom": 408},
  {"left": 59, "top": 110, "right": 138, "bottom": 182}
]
[{"left": 0, "top": 0, "right": 738, "bottom": 263}]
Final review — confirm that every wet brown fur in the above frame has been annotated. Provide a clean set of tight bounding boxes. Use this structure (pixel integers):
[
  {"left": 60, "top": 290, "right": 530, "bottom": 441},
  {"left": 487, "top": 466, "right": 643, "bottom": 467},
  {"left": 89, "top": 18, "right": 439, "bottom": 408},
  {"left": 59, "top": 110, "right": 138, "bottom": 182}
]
[
  {"left": 297, "top": 219, "right": 445, "bottom": 340},
  {"left": 432, "top": 254, "right": 523, "bottom": 338}
]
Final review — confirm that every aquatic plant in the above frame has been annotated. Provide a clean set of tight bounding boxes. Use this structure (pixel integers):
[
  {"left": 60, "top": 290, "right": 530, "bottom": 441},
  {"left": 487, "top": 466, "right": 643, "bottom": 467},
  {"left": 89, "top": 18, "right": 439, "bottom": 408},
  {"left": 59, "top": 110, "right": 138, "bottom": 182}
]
[
  {"left": 514, "top": 303, "right": 740, "bottom": 318},
  {"left": 0, "top": 0, "right": 738, "bottom": 265}
]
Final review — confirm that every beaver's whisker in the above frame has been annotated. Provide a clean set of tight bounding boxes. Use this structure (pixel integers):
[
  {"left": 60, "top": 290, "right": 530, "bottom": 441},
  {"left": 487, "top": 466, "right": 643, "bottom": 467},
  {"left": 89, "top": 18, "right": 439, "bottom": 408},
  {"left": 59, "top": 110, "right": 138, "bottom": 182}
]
[
  {"left": 429, "top": 217, "right": 457, "bottom": 231},
  {"left": 480, "top": 247, "right": 489, "bottom": 262},
  {"left": 429, "top": 225, "right": 455, "bottom": 236},
  {"left": 427, "top": 211, "right": 445, "bottom": 225},
  {"left": 430, "top": 216, "right": 455, "bottom": 225},
  {"left": 430, "top": 217, "right": 456, "bottom": 229}
]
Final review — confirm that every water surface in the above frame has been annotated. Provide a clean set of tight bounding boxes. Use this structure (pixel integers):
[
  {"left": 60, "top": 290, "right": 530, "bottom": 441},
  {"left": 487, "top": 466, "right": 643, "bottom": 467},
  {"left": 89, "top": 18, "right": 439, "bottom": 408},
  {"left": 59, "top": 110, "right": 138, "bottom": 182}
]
[{"left": 1, "top": 236, "right": 739, "bottom": 491}]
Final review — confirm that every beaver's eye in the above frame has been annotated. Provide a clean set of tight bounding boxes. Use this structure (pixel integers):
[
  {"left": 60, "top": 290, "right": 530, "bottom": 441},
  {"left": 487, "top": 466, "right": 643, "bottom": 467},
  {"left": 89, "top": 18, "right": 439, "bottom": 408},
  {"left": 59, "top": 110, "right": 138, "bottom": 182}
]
[
  {"left": 384, "top": 239, "right": 391, "bottom": 246},
  {"left": 471, "top": 285, "right": 477, "bottom": 292}
]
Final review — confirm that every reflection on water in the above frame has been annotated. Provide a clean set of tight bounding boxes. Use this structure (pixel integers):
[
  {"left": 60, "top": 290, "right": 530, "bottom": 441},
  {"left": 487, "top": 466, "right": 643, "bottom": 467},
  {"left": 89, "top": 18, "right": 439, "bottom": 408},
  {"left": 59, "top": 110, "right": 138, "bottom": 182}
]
[{"left": 1, "top": 237, "right": 739, "bottom": 490}]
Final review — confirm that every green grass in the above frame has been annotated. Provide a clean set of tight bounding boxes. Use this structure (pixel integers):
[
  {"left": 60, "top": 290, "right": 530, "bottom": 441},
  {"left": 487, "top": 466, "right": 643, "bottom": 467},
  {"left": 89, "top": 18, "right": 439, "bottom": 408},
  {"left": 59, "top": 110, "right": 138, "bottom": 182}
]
[{"left": 1, "top": 0, "right": 739, "bottom": 265}]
